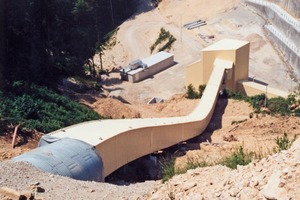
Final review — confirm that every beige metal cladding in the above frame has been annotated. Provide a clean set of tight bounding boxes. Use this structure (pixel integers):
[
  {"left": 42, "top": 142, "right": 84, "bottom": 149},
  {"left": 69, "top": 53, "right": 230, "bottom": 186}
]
[
  {"left": 185, "top": 60, "right": 203, "bottom": 88},
  {"left": 50, "top": 58, "right": 232, "bottom": 177},
  {"left": 186, "top": 38, "right": 250, "bottom": 91},
  {"left": 237, "top": 80, "right": 289, "bottom": 98}
]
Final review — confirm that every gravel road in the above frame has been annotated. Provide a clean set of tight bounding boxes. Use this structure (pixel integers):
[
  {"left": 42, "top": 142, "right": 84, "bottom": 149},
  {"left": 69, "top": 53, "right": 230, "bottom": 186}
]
[{"left": 0, "top": 161, "right": 158, "bottom": 200}]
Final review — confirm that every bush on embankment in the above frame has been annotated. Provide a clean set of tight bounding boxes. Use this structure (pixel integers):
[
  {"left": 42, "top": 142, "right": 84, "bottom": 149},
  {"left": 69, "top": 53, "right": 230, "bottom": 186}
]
[
  {"left": 224, "top": 89, "right": 300, "bottom": 116},
  {"left": 160, "top": 132, "right": 297, "bottom": 182},
  {"left": 0, "top": 82, "right": 102, "bottom": 133}
]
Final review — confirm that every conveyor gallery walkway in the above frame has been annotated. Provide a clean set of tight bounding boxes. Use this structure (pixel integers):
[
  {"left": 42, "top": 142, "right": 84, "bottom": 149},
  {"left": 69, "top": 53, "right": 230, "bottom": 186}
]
[
  {"left": 15, "top": 39, "right": 253, "bottom": 182},
  {"left": 51, "top": 59, "right": 232, "bottom": 178}
]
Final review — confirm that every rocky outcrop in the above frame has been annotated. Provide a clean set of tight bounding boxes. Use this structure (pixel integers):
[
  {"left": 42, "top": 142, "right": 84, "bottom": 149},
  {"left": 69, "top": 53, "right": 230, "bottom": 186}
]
[{"left": 148, "top": 138, "right": 300, "bottom": 199}]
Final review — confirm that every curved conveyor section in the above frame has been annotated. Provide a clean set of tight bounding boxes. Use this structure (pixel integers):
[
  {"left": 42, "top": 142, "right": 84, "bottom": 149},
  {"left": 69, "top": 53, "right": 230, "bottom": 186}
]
[{"left": 13, "top": 60, "right": 232, "bottom": 181}]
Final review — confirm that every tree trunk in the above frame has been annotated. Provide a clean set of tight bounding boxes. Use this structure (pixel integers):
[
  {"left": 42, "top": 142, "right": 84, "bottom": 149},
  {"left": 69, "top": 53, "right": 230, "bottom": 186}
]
[
  {"left": 99, "top": 52, "right": 103, "bottom": 70},
  {"left": 109, "top": 0, "right": 115, "bottom": 26}
]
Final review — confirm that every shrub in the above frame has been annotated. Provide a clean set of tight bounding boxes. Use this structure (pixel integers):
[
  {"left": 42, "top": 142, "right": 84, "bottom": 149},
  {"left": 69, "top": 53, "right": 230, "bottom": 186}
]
[
  {"left": 267, "top": 97, "right": 290, "bottom": 115},
  {"left": 159, "top": 145, "right": 266, "bottom": 181},
  {"left": 294, "top": 108, "right": 300, "bottom": 117},
  {"left": 247, "top": 94, "right": 265, "bottom": 112},
  {"left": 150, "top": 28, "right": 176, "bottom": 53},
  {"left": 177, "top": 157, "right": 210, "bottom": 174},
  {"left": 160, "top": 157, "right": 176, "bottom": 183},
  {"left": 186, "top": 84, "right": 199, "bottom": 99},
  {"left": 160, "top": 155, "right": 209, "bottom": 182},
  {"left": 1, "top": 82, "right": 102, "bottom": 133},
  {"left": 225, "top": 89, "right": 295, "bottom": 115},
  {"left": 186, "top": 84, "right": 206, "bottom": 99},
  {"left": 274, "top": 133, "right": 297, "bottom": 152},
  {"left": 224, "top": 89, "right": 246, "bottom": 101},
  {"left": 224, "top": 90, "right": 265, "bottom": 112},
  {"left": 219, "top": 146, "right": 252, "bottom": 169},
  {"left": 198, "top": 84, "right": 206, "bottom": 98},
  {"left": 158, "top": 35, "right": 176, "bottom": 52}
]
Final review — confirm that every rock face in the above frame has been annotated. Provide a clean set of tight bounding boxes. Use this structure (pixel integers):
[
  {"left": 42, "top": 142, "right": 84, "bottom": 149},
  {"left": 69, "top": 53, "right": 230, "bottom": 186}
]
[{"left": 148, "top": 138, "right": 300, "bottom": 199}]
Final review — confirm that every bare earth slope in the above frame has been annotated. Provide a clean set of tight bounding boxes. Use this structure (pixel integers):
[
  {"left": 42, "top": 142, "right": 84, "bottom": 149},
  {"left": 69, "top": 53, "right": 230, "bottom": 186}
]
[
  {"left": 1, "top": 125, "right": 300, "bottom": 199},
  {"left": 149, "top": 138, "right": 300, "bottom": 200},
  {"left": 1, "top": 99, "right": 300, "bottom": 199}
]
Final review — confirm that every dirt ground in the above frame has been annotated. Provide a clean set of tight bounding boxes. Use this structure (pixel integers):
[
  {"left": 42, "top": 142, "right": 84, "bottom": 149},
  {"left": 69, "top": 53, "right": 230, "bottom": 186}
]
[
  {"left": 0, "top": 0, "right": 298, "bottom": 179},
  {"left": 174, "top": 98, "right": 300, "bottom": 170},
  {"left": 0, "top": 129, "right": 41, "bottom": 161},
  {"left": 95, "top": 0, "right": 294, "bottom": 107}
]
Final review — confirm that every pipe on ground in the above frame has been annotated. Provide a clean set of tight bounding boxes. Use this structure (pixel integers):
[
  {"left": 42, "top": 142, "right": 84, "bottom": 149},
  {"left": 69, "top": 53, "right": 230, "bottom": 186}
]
[{"left": 13, "top": 137, "right": 104, "bottom": 182}]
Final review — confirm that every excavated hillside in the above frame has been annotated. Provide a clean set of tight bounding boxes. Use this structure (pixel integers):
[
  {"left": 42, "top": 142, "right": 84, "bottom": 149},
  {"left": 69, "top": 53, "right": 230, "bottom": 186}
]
[
  {"left": 1, "top": 99, "right": 300, "bottom": 200},
  {"left": 1, "top": 0, "right": 300, "bottom": 199}
]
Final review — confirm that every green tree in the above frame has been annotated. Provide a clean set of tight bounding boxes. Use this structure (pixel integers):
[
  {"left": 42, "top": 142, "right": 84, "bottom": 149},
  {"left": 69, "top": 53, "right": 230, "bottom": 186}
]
[
  {"left": 186, "top": 84, "right": 199, "bottom": 99},
  {"left": 3, "top": 0, "right": 139, "bottom": 88},
  {"left": 0, "top": 0, "right": 4, "bottom": 89}
]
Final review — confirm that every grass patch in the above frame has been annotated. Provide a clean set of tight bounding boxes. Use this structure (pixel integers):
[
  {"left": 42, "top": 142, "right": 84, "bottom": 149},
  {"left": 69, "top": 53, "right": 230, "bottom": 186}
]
[
  {"left": 159, "top": 145, "right": 264, "bottom": 182},
  {"left": 160, "top": 156, "right": 210, "bottom": 183},
  {"left": 274, "top": 133, "right": 297, "bottom": 152},
  {"left": 160, "top": 156, "right": 176, "bottom": 183},
  {"left": 218, "top": 146, "right": 253, "bottom": 169},
  {"left": 176, "top": 157, "right": 210, "bottom": 174}
]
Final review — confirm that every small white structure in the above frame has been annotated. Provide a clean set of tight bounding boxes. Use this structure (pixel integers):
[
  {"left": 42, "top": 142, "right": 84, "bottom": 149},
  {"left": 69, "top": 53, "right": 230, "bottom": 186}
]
[{"left": 120, "top": 51, "right": 174, "bottom": 83}]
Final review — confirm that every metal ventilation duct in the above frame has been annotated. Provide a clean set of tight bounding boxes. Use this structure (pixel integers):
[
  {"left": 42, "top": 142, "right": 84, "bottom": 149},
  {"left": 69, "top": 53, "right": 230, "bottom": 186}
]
[{"left": 13, "top": 137, "right": 103, "bottom": 182}]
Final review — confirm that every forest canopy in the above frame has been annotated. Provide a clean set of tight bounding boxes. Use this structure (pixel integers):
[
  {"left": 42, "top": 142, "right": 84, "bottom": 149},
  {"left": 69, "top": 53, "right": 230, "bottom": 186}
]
[
  {"left": 2, "top": 0, "right": 137, "bottom": 87},
  {"left": 0, "top": 0, "right": 142, "bottom": 133}
]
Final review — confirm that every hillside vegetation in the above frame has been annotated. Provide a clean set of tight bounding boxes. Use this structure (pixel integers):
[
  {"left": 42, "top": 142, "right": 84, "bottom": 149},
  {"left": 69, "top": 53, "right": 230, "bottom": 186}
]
[
  {"left": 0, "top": 82, "right": 102, "bottom": 133},
  {"left": 2, "top": 0, "right": 139, "bottom": 86},
  {"left": 0, "top": 0, "right": 142, "bottom": 134}
]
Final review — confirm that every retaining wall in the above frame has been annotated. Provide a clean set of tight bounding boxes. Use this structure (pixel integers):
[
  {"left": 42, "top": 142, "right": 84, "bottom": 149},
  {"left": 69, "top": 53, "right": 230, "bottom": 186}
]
[
  {"left": 268, "top": 0, "right": 300, "bottom": 19},
  {"left": 244, "top": 0, "right": 300, "bottom": 78}
]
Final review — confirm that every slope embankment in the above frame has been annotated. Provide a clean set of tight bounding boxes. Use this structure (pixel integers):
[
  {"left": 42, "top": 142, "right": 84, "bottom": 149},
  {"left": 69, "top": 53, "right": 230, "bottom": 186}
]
[{"left": 1, "top": 134, "right": 300, "bottom": 199}]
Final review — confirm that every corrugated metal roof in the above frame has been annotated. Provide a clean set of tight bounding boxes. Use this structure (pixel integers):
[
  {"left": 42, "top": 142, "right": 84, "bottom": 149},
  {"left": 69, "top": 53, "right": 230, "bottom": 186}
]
[
  {"left": 142, "top": 51, "right": 173, "bottom": 67},
  {"left": 126, "top": 51, "right": 174, "bottom": 75}
]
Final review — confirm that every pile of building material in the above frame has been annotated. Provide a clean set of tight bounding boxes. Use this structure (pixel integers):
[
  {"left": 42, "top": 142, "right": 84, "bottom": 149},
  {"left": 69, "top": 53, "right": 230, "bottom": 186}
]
[
  {"left": 184, "top": 19, "right": 207, "bottom": 30},
  {"left": 147, "top": 97, "right": 165, "bottom": 104}
]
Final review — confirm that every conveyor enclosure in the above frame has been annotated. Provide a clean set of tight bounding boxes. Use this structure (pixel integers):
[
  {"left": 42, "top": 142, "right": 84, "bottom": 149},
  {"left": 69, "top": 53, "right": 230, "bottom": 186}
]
[{"left": 13, "top": 39, "right": 254, "bottom": 182}]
